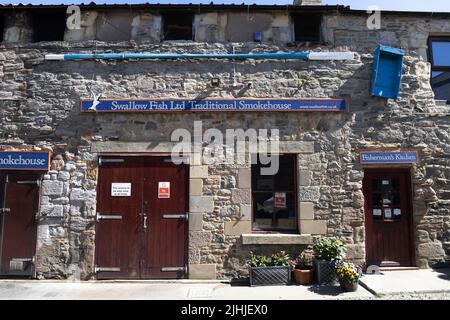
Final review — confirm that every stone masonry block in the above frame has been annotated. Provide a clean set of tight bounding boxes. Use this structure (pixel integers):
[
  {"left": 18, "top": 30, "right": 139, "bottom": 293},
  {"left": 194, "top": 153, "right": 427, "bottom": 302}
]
[
  {"left": 189, "top": 213, "right": 203, "bottom": 231},
  {"left": 190, "top": 196, "right": 214, "bottom": 212},
  {"left": 190, "top": 179, "right": 203, "bottom": 196},
  {"left": 42, "top": 180, "right": 63, "bottom": 196},
  {"left": 240, "top": 204, "right": 251, "bottom": 221},
  {"left": 40, "top": 205, "right": 64, "bottom": 217},
  {"left": 190, "top": 166, "right": 208, "bottom": 179},
  {"left": 231, "top": 189, "right": 251, "bottom": 204},
  {"left": 189, "top": 264, "right": 216, "bottom": 280},
  {"left": 299, "top": 202, "right": 315, "bottom": 220},
  {"left": 238, "top": 168, "right": 251, "bottom": 189},
  {"left": 299, "top": 187, "right": 320, "bottom": 202},
  {"left": 299, "top": 170, "right": 311, "bottom": 186},
  {"left": 189, "top": 231, "right": 212, "bottom": 248},
  {"left": 279, "top": 141, "right": 314, "bottom": 154},
  {"left": 300, "top": 220, "right": 327, "bottom": 235},
  {"left": 224, "top": 220, "right": 252, "bottom": 236}
]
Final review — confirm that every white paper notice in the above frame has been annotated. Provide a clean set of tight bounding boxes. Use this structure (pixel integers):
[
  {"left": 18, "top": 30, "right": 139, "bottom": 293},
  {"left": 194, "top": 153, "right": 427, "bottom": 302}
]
[
  {"left": 373, "top": 209, "right": 382, "bottom": 216},
  {"left": 382, "top": 180, "right": 390, "bottom": 185},
  {"left": 394, "top": 209, "right": 401, "bottom": 216},
  {"left": 384, "top": 209, "right": 392, "bottom": 218},
  {"left": 111, "top": 183, "right": 131, "bottom": 197}
]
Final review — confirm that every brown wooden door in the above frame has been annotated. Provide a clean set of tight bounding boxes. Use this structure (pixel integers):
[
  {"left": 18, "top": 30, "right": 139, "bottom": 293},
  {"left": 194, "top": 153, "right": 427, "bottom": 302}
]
[
  {"left": 95, "top": 156, "right": 188, "bottom": 279},
  {"left": 363, "top": 169, "right": 414, "bottom": 267},
  {"left": 0, "top": 173, "right": 40, "bottom": 277}
]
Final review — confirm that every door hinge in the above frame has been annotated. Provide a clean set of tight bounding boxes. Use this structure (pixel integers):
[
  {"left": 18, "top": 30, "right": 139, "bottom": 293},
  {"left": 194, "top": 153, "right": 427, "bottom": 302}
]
[
  {"left": 161, "top": 266, "right": 187, "bottom": 273},
  {"left": 96, "top": 213, "right": 123, "bottom": 222},
  {"left": 94, "top": 266, "right": 121, "bottom": 273},
  {"left": 98, "top": 157, "right": 125, "bottom": 166},
  {"left": 0, "top": 208, "right": 11, "bottom": 214},
  {"left": 162, "top": 212, "right": 189, "bottom": 221},
  {"left": 16, "top": 180, "right": 40, "bottom": 186},
  {"left": 164, "top": 157, "right": 190, "bottom": 164}
]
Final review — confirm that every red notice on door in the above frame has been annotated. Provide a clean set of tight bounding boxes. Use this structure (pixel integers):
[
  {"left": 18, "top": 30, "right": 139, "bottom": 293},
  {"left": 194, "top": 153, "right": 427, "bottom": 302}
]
[
  {"left": 158, "top": 182, "right": 170, "bottom": 199},
  {"left": 274, "top": 192, "right": 286, "bottom": 208}
]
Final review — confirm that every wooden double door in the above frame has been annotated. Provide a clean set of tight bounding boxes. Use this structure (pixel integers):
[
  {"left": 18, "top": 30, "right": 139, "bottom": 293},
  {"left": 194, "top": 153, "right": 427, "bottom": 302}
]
[
  {"left": 363, "top": 169, "right": 414, "bottom": 267},
  {"left": 95, "top": 156, "right": 188, "bottom": 279},
  {"left": 0, "top": 172, "right": 40, "bottom": 277}
]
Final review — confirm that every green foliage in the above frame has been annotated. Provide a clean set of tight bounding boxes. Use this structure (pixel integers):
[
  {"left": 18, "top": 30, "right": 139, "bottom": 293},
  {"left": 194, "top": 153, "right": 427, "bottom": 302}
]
[
  {"left": 270, "top": 251, "right": 290, "bottom": 266},
  {"left": 247, "top": 251, "right": 290, "bottom": 267},
  {"left": 247, "top": 252, "right": 270, "bottom": 267},
  {"left": 296, "top": 250, "right": 313, "bottom": 269},
  {"left": 313, "top": 237, "right": 346, "bottom": 261}
]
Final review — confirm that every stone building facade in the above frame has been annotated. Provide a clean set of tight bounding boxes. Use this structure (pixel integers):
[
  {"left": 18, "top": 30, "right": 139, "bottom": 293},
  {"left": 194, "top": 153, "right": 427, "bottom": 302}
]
[{"left": 0, "top": 3, "right": 449, "bottom": 280}]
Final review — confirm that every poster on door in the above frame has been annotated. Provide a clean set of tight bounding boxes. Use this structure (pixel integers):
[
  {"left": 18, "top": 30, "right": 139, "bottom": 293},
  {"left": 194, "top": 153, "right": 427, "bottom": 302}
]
[
  {"left": 111, "top": 183, "right": 131, "bottom": 197},
  {"left": 274, "top": 192, "right": 286, "bottom": 208},
  {"left": 158, "top": 182, "right": 170, "bottom": 199}
]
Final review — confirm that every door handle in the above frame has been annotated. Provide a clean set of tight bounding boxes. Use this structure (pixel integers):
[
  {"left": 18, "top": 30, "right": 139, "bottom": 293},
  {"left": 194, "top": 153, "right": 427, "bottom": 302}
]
[
  {"left": 143, "top": 214, "right": 148, "bottom": 230},
  {"left": 0, "top": 208, "right": 11, "bottom": 214}
]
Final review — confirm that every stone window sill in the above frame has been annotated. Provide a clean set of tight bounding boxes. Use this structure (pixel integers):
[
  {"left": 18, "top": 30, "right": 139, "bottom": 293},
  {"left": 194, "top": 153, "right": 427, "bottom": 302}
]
[{"left": 241, "top": 234, "right": 312, "bottom": 245}]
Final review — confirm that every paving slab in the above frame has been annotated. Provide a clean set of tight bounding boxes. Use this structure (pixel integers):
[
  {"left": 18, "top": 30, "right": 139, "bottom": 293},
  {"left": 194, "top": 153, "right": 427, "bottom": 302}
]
[
  {"left": 359, "top": 269, "right": 450, "bottom": 296},
  {"left": 0, "top": 280, "right": 373, "bottom": 300}
]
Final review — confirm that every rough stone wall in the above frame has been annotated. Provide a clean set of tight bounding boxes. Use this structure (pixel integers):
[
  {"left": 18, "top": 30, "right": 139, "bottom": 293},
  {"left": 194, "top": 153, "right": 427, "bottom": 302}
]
[{"left": 0, "top": 11, "right": 450, "bottom": 279}]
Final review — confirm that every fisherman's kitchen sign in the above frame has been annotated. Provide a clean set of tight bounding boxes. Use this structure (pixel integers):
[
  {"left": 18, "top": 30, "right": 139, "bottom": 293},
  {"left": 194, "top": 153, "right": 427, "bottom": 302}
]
[
  {"left": 359, "top": 150, "right": 419, "bottom": 165},
  {"left": 81, "top": 99, "right": 346, "bottom": 112},
  {"left": 0, "top": 151, "right": 51, "bottom": 170}
]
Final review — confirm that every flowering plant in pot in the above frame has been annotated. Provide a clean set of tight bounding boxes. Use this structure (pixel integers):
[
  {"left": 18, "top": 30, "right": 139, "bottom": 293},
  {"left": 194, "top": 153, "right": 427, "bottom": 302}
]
[
  {"left": 312, "top": 237, "right": 346, "bottom": 285},
  {"left": 334, "top": 260, "right": 362, "bottom": 292},
  {"left": 292, "top": 250, "right": 314, "bottom": 285}
]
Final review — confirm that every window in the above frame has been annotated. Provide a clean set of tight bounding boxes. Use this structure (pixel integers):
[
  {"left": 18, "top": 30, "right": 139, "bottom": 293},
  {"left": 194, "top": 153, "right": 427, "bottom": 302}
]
[
  {"left": 293, "top": 13, "right": 322, "bottom": 42},
  {"left": 163, "top": 12, "right": 193, "bottom": 41},
  {"left": 429, "top": 37, "right": 450, "bottom": 101},
  {"left": 0, "top": 14, "right": 4, "bottom": 42},
  {"left": 32, "top": 9, "right": 66, "bottom": 42},
  {"left": 251, "top": 154, "right": 297, "bottom": 232}
]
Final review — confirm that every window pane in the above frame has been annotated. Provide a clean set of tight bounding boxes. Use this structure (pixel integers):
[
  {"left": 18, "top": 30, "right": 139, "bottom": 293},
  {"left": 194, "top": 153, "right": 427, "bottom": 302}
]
[
  {"left": 252, "top": 192, "right": 296, "bottom": 230},
  {"left": 431, "top": 71, "right": 450, "bottom": 101},
  {"left": 252, "top": 154, "right": 297, "bottom": 231},
  {"left": 432, "top": 41, "right": 450, "bottom": 67}
]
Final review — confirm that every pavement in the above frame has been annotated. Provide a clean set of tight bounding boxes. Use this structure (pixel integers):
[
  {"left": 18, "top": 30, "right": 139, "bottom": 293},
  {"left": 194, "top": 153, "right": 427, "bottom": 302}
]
[
  {"left": 359, "top": 268, "right": 450, "bottom": 296},
  {"left": 0, "top": 269, "right": 449, "bottom": 300}
]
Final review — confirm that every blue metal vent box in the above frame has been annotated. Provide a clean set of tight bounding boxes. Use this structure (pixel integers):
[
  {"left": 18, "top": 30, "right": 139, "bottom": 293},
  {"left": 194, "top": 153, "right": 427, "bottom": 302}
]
[{"left": 371, "top": 45, "right": 404, "bottom": 99}]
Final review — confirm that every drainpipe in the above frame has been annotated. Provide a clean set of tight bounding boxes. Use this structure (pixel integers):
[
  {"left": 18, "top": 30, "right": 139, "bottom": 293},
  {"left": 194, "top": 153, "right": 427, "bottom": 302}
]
[{"left": 45, "top": 52, "right": 355, "bottom": 61}]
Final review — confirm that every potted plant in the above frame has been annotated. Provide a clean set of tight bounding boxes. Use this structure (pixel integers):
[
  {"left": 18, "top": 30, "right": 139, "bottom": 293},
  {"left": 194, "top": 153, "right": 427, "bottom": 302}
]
[
  {"left": 292, "top": 251, "right": 314, "bottom": 285},
  {"left": 334, "top": 260, "right": 362, "bottom": 292},
  {"left": 312, "top": 237, "right": 346, "bottom": 286},
  {"left": 247, "top": 251, "right": 291, "bottom": 287}
]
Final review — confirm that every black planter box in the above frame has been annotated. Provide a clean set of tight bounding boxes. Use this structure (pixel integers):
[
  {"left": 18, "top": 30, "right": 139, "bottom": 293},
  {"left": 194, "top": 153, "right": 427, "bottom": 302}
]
[
  {"left": 313, "top": 258, "right": 339, "bottom": 286},
  {"left": 249, "top": 266, "right": 291, "bottom": 287}
]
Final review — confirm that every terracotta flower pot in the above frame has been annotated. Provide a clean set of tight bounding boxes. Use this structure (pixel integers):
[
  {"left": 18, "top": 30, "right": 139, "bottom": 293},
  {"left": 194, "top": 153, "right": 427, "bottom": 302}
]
[{"left": 293, "top": 268, "right": 314, "bottom": 285}]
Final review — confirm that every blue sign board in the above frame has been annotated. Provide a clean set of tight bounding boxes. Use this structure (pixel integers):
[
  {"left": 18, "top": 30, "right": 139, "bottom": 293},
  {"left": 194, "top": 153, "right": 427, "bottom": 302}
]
[
  {"left": 0, "top": 151, "right": 51, "bottom": 170},
  {"left": 81, "top": 99, "right": 346, "bottom": 112},
  {"left": 360, "top": 151, "right": 418, "bottom": 165}
]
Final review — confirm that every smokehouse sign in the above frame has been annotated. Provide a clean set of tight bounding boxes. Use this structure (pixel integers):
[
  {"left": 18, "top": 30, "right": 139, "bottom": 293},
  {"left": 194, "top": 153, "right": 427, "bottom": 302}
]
[
  {"left": 0, "top": 151, "right": 51, "bottom": 170},
  {"left": 81, "top": 99, "right": 346, "bottom": 112}
]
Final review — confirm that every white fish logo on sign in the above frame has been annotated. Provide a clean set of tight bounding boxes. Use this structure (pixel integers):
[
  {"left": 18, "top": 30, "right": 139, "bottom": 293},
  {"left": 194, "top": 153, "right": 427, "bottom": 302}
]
[{"left": 88, "top": 88, "right": 102, "bottom": 112}]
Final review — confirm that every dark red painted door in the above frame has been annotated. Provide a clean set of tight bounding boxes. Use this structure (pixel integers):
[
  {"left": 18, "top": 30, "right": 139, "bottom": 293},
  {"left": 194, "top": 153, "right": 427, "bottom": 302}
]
[
  {"left": 95, "top": 156, "right": 188, "bottom": 279},
  {"left": 363, "top": 169, "right": 414, "bottom": 267},
  {"left": 0, "top": 173, "right": 40, "bottom": 277}
]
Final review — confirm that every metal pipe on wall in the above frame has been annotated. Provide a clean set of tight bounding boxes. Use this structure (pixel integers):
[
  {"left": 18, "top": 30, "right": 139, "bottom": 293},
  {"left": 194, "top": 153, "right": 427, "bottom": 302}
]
[{"left": 45, "top": 52, "right": 355, "bottom": 61}]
